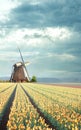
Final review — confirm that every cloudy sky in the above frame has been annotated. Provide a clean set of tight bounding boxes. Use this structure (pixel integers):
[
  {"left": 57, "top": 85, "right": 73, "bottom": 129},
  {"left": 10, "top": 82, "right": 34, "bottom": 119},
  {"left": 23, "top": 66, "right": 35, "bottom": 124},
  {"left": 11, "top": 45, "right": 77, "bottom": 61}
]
[{"left": 0, "top": 0, "right": 81, "bottom": 79}]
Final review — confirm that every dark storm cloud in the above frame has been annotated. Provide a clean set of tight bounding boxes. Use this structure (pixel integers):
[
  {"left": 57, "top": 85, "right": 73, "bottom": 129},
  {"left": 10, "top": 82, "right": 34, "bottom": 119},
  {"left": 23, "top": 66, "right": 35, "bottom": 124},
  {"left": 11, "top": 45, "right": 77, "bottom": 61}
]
[
  {"left": 5, "top": 0, "right": 81, "bottom": 30},
  {"left": 55, "top": 39, "right": 81, "bottom": 57}
]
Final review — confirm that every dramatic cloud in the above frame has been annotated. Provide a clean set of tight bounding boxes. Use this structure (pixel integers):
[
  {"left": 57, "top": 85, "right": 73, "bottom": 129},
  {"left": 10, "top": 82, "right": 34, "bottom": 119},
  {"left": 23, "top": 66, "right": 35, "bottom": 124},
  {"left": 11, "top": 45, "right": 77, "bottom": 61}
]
[
  {"left": 2, "top": 0, "right": 81, "bottom": 30},
  {"left": 0, "top": 0, "right": 81, "bottom": 80}
]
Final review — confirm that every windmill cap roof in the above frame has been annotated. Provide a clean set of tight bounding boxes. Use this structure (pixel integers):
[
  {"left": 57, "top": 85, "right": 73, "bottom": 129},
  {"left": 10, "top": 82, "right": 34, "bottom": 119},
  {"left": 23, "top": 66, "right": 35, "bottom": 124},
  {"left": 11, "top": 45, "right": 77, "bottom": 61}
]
[{"left": 14, "top": 62, "right": 23, "bottom": 67}]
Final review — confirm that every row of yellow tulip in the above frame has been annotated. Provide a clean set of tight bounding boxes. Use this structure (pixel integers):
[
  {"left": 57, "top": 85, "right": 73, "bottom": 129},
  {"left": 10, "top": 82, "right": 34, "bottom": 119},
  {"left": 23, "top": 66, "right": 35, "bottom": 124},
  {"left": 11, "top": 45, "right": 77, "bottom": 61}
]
[
  {"left": 0, "top": 83, "right": 16, "bottom": 117},
  {"left": 0, "top": 83, "right": 13, "bottom": 92},
  {"left": 22, "top": 83, "right": 81, "bottom": 130},
  {"left": 7, "top": 84, "right": 53, "bottom": 130},
  {"left": 26, "top": 83, "right": 81, "bottom": 110}
]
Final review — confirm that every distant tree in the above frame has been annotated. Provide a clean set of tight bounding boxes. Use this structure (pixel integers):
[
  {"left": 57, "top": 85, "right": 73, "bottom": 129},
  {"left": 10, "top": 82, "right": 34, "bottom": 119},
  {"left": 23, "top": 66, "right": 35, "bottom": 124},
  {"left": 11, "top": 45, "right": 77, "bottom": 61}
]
[{"left": 31, "top": 76, "right": 37, "bottom": 82}]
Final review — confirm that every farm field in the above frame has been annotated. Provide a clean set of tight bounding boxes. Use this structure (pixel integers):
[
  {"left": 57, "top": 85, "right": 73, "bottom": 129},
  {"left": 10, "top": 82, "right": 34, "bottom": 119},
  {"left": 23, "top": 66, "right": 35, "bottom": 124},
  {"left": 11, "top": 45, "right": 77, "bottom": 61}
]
[{"left": 0, "top": 83, "right": 81, "bottom": 130}]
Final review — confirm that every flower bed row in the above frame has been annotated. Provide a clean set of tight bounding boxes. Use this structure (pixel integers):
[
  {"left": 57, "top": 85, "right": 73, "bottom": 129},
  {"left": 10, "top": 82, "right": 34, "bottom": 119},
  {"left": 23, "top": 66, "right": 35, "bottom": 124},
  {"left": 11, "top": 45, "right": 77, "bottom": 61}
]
[
  {"left": 26, "top": 83, "right": 81, "bottom": 111},
  {"left": 7, "top": 84, "right": 53, "bottom": 130},
  {"left": 22, "top": 83, "right": 81, "bottom": 130},
  {"left": 0, "top": 83, "right": 16, "bottom": 119},
  {"left": 0, "top": 83, "right": 14, "bottom": 92}
]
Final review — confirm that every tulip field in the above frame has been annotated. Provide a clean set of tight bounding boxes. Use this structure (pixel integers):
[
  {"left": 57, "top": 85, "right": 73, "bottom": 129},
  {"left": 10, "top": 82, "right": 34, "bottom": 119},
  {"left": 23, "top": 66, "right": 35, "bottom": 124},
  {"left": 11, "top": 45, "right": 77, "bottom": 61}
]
[{"left": 0, "top": 83, "right": 81, "bottom": 130}]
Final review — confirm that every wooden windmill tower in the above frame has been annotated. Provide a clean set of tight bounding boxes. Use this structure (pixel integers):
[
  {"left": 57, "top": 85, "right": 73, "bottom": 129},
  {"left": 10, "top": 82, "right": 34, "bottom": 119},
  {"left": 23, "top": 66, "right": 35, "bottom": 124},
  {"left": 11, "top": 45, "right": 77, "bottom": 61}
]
[{"left": 10, "top": 47, "right": 30, "bottom": 82}]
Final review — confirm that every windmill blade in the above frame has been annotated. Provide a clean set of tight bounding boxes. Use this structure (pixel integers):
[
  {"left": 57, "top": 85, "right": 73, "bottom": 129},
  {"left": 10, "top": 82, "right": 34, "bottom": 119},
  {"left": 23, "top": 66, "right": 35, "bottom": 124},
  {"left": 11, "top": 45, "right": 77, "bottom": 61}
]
[
  {"left": 10, "top": 66, "right": 14, "bottom": 82},
  {"left": 17, "top": 46, "right": 30, "bottom": 81},
  {"left": 17, "top": 46, "right": 24, "bottom": 63},
  {"left": 25, "top": 61, "right": 30, "bottom": 66}
]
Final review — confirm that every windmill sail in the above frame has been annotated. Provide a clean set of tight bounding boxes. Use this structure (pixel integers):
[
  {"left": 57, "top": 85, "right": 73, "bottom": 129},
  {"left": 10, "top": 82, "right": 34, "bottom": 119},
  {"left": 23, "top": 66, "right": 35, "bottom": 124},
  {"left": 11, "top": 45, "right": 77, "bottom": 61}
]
[
  {"left": 17, "top": 47, "right": 30, "bottom": 81},
  {"left": 10, "top": 47, "right": 30, "bottom": 82}
]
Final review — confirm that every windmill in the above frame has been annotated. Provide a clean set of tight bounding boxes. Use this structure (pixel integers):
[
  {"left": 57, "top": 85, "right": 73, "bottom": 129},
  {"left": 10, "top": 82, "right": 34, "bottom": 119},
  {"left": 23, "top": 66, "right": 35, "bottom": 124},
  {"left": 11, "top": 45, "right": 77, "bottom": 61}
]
[{"left": 10, "top": 47, "right": 30, "bottom": 82}]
